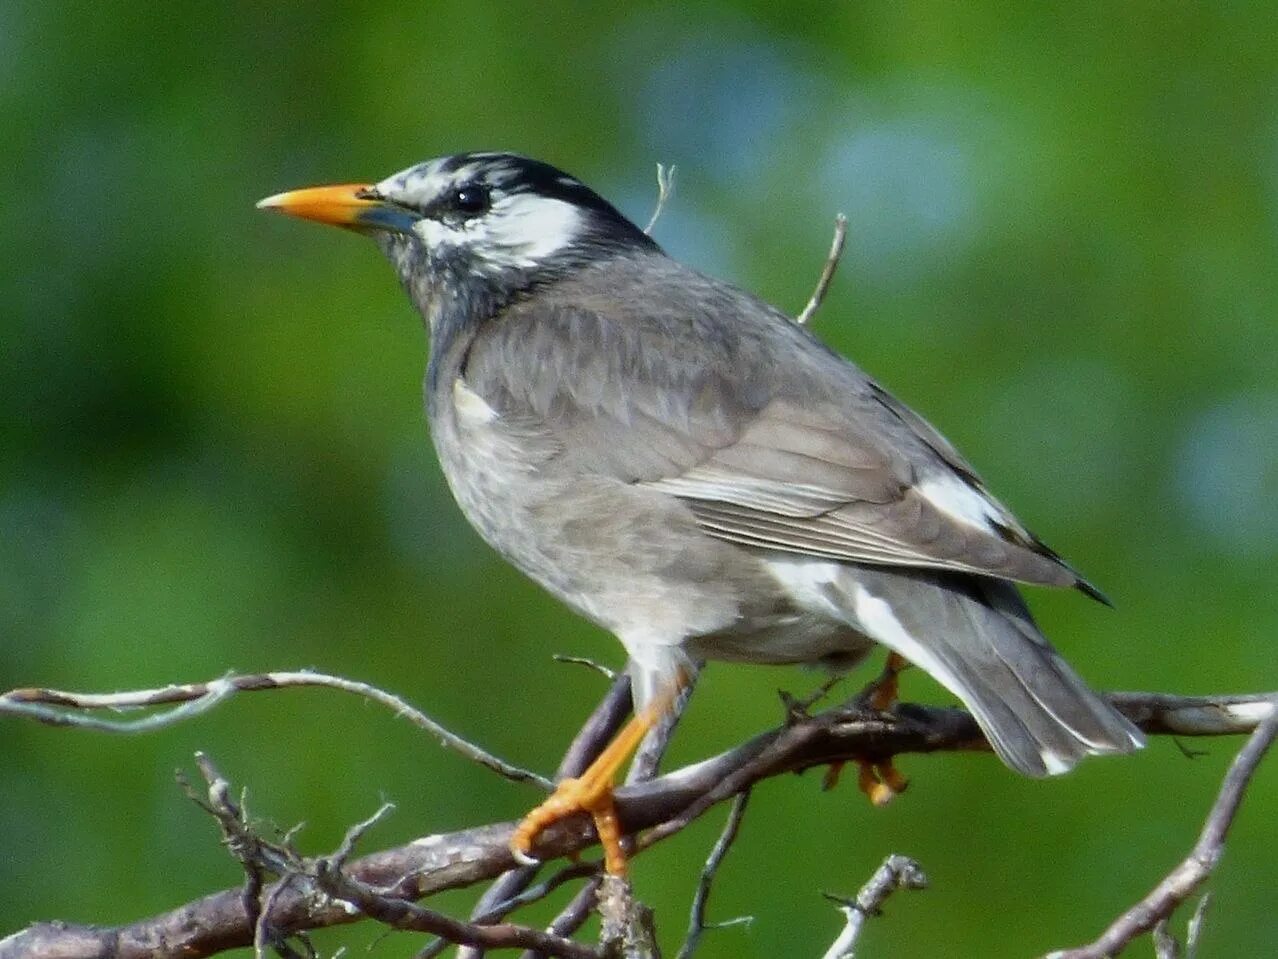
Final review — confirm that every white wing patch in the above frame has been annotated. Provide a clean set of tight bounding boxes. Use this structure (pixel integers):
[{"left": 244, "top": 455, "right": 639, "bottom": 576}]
[{"left": 916, "top": 475, "right": 1004, "bottom": 533}]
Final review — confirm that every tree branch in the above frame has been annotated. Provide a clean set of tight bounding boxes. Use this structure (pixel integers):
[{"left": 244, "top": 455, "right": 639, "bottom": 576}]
[
  {"left": 3, "top": 686, "right": 1272, "bottom": 959},
  {"left": 674, "top": 790, "right": 753, "bottom": 959}
]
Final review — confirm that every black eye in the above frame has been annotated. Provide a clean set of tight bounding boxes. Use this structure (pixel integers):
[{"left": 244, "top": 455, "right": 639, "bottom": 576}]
[{"left": 451, "top": 184, "right": 490, "bottom": 217}]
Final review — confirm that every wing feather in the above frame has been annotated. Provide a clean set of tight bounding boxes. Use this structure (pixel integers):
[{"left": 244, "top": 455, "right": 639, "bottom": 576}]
[{"left": 459, "top": 256, "right": 1089, "bottom": 591}]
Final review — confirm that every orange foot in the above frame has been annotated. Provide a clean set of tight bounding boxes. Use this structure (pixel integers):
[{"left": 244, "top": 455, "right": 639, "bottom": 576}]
[
  {"left": 511, "top": 684, "right": 680, "bottom": 877},
  {"left": 857, "top": 758, "right": 909, "bottom": 805},
  {"left": 823, "top": 652, "right": 914, "bottom": 804},
  {"left": 822, "top": 757, "right": 909, "bottom": 805}
]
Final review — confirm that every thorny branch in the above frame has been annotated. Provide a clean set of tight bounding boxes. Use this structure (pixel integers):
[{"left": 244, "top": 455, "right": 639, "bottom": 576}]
[
  {"left": 1, "top": 675, "right": 1274, "bottom": 959},
  {"left": 1046, "top": 711, "right": 1278, "bottom": 959}
]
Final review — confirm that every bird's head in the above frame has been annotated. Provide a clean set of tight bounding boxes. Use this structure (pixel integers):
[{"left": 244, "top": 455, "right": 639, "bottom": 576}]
[{"left": 258, "top": 152, "right": 659, "bottom": 332}]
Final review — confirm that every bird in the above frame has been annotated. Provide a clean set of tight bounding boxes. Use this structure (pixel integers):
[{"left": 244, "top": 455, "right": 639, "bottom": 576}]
[{"left": 257, "top": 151, "right": 1144, "bottom": 875}]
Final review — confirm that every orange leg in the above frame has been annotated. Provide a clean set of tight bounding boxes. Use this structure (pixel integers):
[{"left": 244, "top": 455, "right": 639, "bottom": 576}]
[
  {"left": 867, "top": 651, "right": 910, "bottom": 712},
  {"left": 511, "top": 682, "right": 680, "bottom": 876}
]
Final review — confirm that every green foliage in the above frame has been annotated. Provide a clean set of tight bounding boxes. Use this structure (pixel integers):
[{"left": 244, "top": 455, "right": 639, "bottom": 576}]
[{"left": 2, "top": 2, "right": 1275, "bottom": 956}]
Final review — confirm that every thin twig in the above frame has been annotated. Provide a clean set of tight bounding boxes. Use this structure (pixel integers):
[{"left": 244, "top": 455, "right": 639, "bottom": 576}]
[
  {"left": 1185, "top": 893, "right": 1211, "bottom": 959},
  {"left": 1, "top": 671, "right": 551, "bottom": 789},
  {"left": 820, "top": 855, "right": 928, "bottom": 959},
  {"left": 643, "top": 164, "right": 677, "bottom": 235},
  {"left": 674, "top": 790, "right": 753, "bottom": 959},
  {"left": 796, "top": 214, "right": 848, "bottom": 326},
  {"left": 191, "top": 754, "right": 601, "bottom": 959},
  {"left": 552, "top": 655, "right": 618, "bottom": 681},
  {"left": 520, "top": 877, "right": 604, "bottom": 959},
  {"left": 1046, "top": 710, "right": 1278, "bottom": 959}
]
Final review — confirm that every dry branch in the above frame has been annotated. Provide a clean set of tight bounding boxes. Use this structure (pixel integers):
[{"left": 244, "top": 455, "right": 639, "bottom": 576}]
[
  {"left": 1, "top": 681, "right": 1273, "bottom": 959},
  {"left": 820, "top": 854, "right": 928, "bottom": 959}
]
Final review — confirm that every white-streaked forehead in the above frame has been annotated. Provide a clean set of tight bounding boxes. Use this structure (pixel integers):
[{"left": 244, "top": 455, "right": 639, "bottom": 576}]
[
  {"left": 374, "top": 153, "right": 549, "bottom": 206},
  {"left": 375, "top": 155, "right": 585, "bottom": 270}
]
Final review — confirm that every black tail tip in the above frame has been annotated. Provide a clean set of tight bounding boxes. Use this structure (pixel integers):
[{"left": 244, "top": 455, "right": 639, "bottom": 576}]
[{"left": 1075, "top": 577, "right": 1113, "bottom": 608}]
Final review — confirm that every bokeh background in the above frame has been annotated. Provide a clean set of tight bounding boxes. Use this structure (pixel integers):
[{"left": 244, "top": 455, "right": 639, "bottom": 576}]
[{"left": 3, "top": 3, "right": 1277, "bottom": 956}]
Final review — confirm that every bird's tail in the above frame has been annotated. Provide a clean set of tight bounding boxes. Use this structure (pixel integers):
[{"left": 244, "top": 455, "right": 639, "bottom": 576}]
[{"left": 830, "top": 566, "right": 1144, "bottom": 776}]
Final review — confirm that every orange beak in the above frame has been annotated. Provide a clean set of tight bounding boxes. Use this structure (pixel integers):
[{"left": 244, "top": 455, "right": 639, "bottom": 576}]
[{"left": 256, "top": 183, "right": 418, "bottom": 233}]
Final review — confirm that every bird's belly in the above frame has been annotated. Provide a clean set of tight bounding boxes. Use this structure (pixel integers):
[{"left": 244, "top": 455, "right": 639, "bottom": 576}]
[
  {"left": 431, "top": 388, "right": 745, "bottom": 640},
  {"left": 431, "top": 378, "right": 875, "bottom": 669}
]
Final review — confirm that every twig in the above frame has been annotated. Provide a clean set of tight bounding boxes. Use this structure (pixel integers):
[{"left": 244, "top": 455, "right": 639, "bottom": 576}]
[
  {"left": 520, "top": 877, "right": 604, "bottom": 959},
  {"left": 643, "top": 164, "right": 677, "bottom": 235},
  {"left": 1, "top": 671, "right": 551, "bottom": 789},
  {"left": 1184, "top": 893, "right": 1210, "bottom": 959},
  {"left": 552, "top": 655, "right": 618, "bottom": 681},
  {"left": 191, "top": 754, "right": 601, "bottom": 959},
  {"left": 674, "top": 790, "right": 753, "bottom": 959},
  {"left": 820, "top": 855, "right": 928, "bottom": 959},
  {"left": 796, "top": 214, "right": 848, "bottom": 326},
  {"left": 1046, "top": 710, "right": 1278, "bottom": 959}
]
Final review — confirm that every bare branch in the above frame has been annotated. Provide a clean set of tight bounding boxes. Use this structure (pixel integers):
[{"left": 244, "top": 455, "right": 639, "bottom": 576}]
[
  {"left": 193, "top": 753, "right": 601, "bottom": 959},
  {"left": 1046, "top": 710, "right": 1278, "bottom": 959},
  {"left": 1185, "top": 893, "right": 1211, "bottom": 959},
  {"left": 820, "top": 855, "right": 928, "bottom": 959},
  {"left": 1, "top": 671, "right": 551, "bottom": 789},
  {"left": 796, "top": 214, "right": 848, "bottom": 326},
  {"left": 3, "top": 690, "right": 1275, "bottom": 959},
  {"left": 315, "top": 853, "right": 602, "bottom": 959},
  {"left": 674, "top": 790, "right": 753, "bottom": 959},
  {"left": 519, "top": 877, "right": 604, "bottom": 959},
  {"left": 643, "top": 164, "right": 677, "bottom": 235}
]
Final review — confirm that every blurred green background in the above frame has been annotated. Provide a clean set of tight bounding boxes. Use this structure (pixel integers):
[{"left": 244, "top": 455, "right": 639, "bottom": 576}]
[{"left": 3, "top": 2, "right": 1276, "bottom": 956}]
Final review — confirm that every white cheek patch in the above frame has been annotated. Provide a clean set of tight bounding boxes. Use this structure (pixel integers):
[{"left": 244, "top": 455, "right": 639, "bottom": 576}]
[
  {"left": 407, "top": 192, "right": 583, "bottom": 271},
  {"left": 469, "top": 193, "right": 582, "bottom": 269}
]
